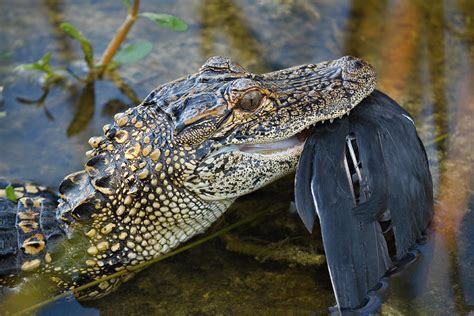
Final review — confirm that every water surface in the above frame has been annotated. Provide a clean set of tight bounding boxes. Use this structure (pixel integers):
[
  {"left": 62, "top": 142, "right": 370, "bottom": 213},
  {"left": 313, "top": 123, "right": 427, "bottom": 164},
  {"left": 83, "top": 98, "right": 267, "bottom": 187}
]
[{"left": 0, "top": 0, "right": 473, "bottom": 314}]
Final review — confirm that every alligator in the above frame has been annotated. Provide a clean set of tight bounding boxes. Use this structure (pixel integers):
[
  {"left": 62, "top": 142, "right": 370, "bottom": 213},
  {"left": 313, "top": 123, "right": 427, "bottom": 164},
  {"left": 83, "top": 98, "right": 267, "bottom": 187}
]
[{"left": 0, "top": 55, "right": 376, "bottom": 300}]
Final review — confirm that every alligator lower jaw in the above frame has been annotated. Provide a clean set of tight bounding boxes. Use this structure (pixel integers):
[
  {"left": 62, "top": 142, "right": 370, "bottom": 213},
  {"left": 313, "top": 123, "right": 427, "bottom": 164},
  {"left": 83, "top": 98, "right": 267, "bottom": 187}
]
[{"left": 237, "top": 129, "right": 310, "bottom": 156}]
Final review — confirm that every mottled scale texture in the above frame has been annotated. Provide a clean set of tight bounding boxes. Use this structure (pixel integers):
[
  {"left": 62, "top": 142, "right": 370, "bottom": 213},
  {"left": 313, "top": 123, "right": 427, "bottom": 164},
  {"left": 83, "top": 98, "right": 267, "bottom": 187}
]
[
  {"left": 0, "top": 55, "right": 376, "bottom": 299},
  {"left": 0, "top": 181, "right": 64, "bottom": 287}
]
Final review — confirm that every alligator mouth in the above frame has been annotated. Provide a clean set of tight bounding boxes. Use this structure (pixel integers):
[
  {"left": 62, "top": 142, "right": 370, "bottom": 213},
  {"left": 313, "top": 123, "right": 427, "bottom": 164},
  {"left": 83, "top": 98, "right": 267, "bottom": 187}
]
[
  {"left": 237, "top": 127, "right": 312, "bottom": 155},
  {"left": 208, "top": 112, "right": 351, "bottom": 159},
  {"left": 236, "top": 109, "right": 352, "bottom": 156},
  {"left": 207, "top": 134, "right": 305, "bottom": 159}
]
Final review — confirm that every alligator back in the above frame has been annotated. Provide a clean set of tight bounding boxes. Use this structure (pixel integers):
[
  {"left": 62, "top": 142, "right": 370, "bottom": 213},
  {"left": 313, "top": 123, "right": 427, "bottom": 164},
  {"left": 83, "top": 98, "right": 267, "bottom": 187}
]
[{"left": 0, "top": 179, "right": 66, "bottom": 287}]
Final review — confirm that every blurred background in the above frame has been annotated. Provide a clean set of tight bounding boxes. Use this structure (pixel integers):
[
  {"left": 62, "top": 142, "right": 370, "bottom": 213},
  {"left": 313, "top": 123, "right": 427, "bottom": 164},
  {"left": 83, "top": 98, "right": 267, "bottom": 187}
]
[{"left": 0, "top": 0, "right": 473, "bottom": 314}]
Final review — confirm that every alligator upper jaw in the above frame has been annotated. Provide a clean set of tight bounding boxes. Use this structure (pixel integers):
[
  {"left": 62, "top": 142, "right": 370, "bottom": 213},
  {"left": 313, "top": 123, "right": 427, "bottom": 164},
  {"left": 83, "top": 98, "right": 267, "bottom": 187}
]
[
  {"left": 236, "top": 106, "right": 357, "bottom": 157},
  {"left": 205, "top": 56, "right": 375, "bottom": 159},
  {"left": 208, "top": 110, "right": 350, "bottom": 159}
]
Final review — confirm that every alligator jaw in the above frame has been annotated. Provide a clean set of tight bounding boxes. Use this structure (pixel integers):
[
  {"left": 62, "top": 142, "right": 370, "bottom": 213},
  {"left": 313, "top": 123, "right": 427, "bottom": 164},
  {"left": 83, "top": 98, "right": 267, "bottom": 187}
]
[{"left": 209, "top": 108, "right": 352, "bottom": 159}]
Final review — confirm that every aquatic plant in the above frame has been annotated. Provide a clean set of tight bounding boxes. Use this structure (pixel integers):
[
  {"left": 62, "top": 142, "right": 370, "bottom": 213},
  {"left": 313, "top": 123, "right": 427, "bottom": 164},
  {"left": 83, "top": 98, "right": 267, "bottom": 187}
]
[
  {"left": 15, "top": 0, "right": 187, "bottom": 85},
  {"left": 5, "top": 185, "right": 17, "bottom": 202}
]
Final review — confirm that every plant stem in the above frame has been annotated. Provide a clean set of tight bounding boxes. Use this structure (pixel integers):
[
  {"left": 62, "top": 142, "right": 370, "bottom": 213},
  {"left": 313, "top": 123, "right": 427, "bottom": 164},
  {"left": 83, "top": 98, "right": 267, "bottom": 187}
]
[
  {"left": 222, "top": 234, "right": 326, "bottom": 266},
  {"left": 97, "top": 0, "right": 141, "bottom": 77}
]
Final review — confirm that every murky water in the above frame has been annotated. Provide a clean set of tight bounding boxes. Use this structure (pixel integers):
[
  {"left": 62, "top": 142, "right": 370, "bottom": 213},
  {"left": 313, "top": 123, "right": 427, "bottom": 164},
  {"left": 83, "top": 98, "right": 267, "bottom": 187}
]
[{"left": 0, "top": 0, "right": 473, "bottom": 314}]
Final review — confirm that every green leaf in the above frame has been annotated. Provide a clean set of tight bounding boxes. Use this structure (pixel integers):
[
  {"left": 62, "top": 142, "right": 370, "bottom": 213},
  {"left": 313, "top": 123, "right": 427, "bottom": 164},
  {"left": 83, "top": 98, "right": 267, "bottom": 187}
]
[
  {"left": 15, "top": 63, "right": 44, "bottom": 72},
  {"left": 15, "top": 52, "right": 53, "bottom": 74},
  {"left": 113, "top": 41, "right": 153, "bottom": 64},
  {"left": 5, "top": 185, "right": 17, "bottom": 202},
  {"left": 60, "top": 22, "right": 94, "bottom": 68},
  {"left": 39, "top": 52, "right": 51, "bottom": 65},
  {"left": 140, "top": 12, "right": 188, "bottom": 32},
  {"left": 0, "top": 112, "right": 6, "bottom": 118},
  {"left": 122, "top": 0, "right": 131, "bottom": 8}
]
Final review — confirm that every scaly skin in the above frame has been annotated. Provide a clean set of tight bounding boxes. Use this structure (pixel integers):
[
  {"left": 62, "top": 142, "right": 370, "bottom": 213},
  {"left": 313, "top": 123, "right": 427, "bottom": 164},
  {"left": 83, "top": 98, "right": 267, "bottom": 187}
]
[{"left": 0, "top": 56, "right": 376, "bottom": 299}]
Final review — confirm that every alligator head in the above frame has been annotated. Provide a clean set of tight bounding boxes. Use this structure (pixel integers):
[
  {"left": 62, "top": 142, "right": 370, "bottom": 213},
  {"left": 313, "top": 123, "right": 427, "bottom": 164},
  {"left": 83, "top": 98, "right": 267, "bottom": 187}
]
[
  {"left": 174, "top": 56, "right": 376, "bottom": 200},
  {"left": 54, "top": 56, "right": 376, "bottom": 298}
]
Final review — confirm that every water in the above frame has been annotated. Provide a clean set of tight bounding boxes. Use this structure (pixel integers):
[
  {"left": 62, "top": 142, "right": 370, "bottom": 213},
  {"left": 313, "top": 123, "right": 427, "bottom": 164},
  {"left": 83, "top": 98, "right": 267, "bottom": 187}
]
[{"left": 0, "top": 0, "right": 473, "bottom": 314}]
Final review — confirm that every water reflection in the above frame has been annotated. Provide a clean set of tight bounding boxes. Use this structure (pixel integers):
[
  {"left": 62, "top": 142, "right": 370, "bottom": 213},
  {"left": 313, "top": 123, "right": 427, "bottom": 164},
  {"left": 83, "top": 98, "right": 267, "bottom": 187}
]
[
  {"left": 0, "top": 0, "right": 473, "bottom": 314},
  {"left": 41, "top": 0, "right": 77, "bottom": 63},
  {"left": 434, "top": 59, "right": 474, "bottom": 312},
  {"left": 66, "top": 82, "right": 95, "bottom": 136},
  {"left": 16, "top": 85, "right": 56, "bottom": 121},
  {"left": 198, "top": 0, "right": 268, "bottom": 71}
]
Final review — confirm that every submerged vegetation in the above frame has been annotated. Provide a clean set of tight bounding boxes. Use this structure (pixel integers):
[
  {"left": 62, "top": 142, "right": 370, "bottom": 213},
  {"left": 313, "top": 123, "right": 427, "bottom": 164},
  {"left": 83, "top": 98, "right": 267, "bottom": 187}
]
[{"left": 6, "top": 205, "right": 282, "bottom": 315}]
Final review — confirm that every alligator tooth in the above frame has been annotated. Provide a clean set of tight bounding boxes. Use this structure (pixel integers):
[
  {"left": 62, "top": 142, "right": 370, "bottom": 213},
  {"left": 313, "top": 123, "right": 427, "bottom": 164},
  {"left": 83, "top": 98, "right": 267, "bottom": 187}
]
[
  {"left": 321, "top": 120, "right": 325, "bottom": 124},
  {"left": 330, "top": 119, "right": 334, "bottom": 123}
]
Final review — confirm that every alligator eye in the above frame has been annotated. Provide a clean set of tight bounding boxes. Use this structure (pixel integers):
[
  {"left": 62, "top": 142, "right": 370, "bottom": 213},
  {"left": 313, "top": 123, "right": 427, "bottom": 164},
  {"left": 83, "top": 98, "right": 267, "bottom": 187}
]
[{"left": 236, "top": 90, "right": 263, "bottom": 111}]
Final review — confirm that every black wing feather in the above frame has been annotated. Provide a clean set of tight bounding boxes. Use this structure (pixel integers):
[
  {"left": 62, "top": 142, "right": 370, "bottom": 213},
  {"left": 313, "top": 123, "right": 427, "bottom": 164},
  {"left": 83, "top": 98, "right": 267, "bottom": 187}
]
[{"left": 295, "top": 90, "right": 433, "bottom": 309}]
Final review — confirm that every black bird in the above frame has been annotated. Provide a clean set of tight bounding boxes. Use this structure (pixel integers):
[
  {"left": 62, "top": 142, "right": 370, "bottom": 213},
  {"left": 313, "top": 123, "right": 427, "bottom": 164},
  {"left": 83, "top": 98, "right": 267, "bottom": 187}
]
[{"left": 295, "top": 90, "right": 434, "bottom": 313}]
